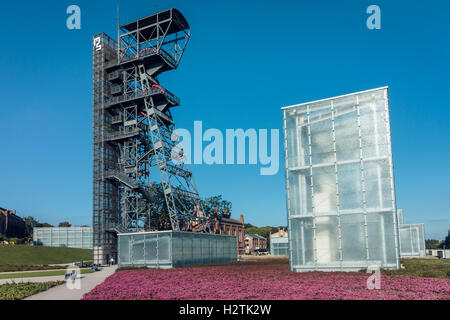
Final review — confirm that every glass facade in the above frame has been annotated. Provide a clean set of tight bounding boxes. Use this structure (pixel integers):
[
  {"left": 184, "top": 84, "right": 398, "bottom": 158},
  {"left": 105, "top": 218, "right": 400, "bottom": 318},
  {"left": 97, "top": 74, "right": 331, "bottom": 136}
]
[
  {"left": 33, "top": 227, "right": 93, "bottom": 249},
  {"left": 399, "top": 224, "right": 425, "bottom": 257},
  {"left": 283, "top": 87, "right": 400, "bottom": 271},
  {"left": 270, "top": 236, "right": 289, "bottom": 256},
  {"left": 118, "top": 231, "right": 237, "bottom": 268}
]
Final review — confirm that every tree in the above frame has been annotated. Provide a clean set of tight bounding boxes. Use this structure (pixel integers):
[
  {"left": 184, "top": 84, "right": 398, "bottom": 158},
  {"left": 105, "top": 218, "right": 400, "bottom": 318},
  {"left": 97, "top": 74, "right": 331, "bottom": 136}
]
[
  {"left": 37, "top": 222, "right": 53, "bottom": 227},
  {"left": 58, "top": 221, "right": 71, "bottom": 227},
  {"left": 23, "top": 216, "right": 39, "bottom": 239},
  {"left": 141, "top": 184, "right": 234, "bottom": 230},
  {"left": 142, "top": 182, "right": 172, "bottom": 231},
  {"left": 425, "top": 239, "right": 442, "bottom": 249},
  {"left": 440, "top": 230, "right": 450, "bottom": 249},
  {"left": 23, "top": 216, "right": 53, "bottom": 239},
  {"left": 199, "top": 195, "right": 232, "bottom": 217}
]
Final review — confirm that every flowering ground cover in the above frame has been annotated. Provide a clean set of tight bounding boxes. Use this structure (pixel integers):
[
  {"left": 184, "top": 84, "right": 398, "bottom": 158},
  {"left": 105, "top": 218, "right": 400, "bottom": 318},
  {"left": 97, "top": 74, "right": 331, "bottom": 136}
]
[{"left": 83, "top": 264, "right": 450, "bottom": 300}]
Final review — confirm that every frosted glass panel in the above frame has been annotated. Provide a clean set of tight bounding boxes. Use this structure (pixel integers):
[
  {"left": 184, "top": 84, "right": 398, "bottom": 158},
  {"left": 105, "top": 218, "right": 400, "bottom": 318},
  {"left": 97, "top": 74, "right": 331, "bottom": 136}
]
[
  {"left": 335, "top": 108, "right": 359, "bottom": 162},
  {"left": 144, "top": 234, "right": 158, "bottom": 261},
  {"left": 315, "top": 216, "right": 340, "bottom": 264},
  {"left": 340, "top": 214, "right": 366, "bottom": 261},
  {"left": 283, "top": 87, "right": 399, "bottom": 271},
  {"left": 338, "top": 163, "right": 362, "bottom": 210},
  {"left": 312, "top": 167, "right": 337, "bottom": 214}
]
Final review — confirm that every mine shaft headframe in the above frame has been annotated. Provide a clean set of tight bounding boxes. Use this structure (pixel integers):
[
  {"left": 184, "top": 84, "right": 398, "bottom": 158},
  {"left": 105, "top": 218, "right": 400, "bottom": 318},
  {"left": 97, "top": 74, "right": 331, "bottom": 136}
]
[{"left": 118, "top": 8, "right": 190, "bottom": 68}]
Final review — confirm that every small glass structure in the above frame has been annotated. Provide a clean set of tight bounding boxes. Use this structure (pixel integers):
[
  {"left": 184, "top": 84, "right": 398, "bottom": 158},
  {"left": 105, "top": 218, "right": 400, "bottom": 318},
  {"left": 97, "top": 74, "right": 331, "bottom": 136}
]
[
  {"left": 118, "top": 231, "right": 237, "bottom": 268},
  {"left": 33, "top": 227, "right": 93, "bottom": 249},
  {"left": 270, "top": 236, "right": 289, "bottom": 256},
  {"left": 282, "top": 87, "right": 400, "bottom": 271},
  {"left": 399, "top": 224, "right": 426, "bottom": 257}
]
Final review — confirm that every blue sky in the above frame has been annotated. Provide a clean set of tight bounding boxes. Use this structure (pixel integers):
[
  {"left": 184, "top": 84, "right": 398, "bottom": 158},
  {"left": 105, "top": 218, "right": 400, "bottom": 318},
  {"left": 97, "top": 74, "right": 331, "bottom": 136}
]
[{"left": 0, "top": 0, "right": 449, "bottom": 239}]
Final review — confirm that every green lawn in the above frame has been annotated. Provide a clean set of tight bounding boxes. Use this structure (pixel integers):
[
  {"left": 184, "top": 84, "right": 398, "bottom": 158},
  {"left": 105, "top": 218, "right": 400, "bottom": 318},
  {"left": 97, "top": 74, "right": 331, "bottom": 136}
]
[
  {"left": 382, "top": 258, "right": 450, "bottom": 279},
  {"left": 0, "top": 245, "right": 92, "bottom": 266},
  {"left": 0, "top": 281, "right": 65, "bottom": 300},
  {"left": 0, "top": 268, "right": 93, "bottom": 279}
]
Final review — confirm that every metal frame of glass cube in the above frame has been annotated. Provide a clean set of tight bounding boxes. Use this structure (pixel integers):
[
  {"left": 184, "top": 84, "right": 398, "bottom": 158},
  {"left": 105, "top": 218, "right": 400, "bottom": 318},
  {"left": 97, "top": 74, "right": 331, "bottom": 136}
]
[
  {"left": 118, "top": 231, "right": 237, "bottom": 268},
  {"left": 399, "top": 224, "right": 425, "bottom": 257},
  {"left": 282, "top": 87, "right": 400, "bottom": 271}
]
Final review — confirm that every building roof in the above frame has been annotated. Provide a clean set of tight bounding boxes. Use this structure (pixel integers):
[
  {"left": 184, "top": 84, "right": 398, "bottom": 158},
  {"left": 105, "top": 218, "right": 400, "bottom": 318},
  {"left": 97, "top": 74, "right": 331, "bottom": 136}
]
[
  {"left": 245, "top": 233, "right": 266, "bottom": 240},
  {"left": 270, "top": 229, "right": 288, "bottom": 238},
  {"left": 120, "top": 8, "right": 189, "bottom": 35},
  {"left": 281, "top": 86, "right": 388, "bottom": 110},
  {"left": 220, "top": 216, "right": 243, "bottom": 225}
]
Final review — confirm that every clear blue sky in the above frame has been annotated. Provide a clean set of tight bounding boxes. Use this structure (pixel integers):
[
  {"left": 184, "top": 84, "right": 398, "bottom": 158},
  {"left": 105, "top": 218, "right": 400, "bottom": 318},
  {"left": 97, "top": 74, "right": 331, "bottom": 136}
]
[{"left": 0, "top": 0, "right": 449, "bottom": 239}]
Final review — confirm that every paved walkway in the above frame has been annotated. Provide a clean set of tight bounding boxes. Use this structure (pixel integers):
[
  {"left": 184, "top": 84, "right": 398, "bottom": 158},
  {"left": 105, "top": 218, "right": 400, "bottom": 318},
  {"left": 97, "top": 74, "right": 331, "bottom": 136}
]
[
  {"left": 21, "top": 266, "right": 117, "bottom": 300},
  {"left": 0, "top": 275, "right": 65, "bottom": 285},
  {"left": 0, "top": 268, "right": 81, "bottom": 275}
]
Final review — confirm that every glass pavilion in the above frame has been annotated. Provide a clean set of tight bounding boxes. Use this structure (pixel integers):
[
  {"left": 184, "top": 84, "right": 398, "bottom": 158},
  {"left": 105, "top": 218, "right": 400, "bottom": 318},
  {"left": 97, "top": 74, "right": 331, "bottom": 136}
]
[{"left": 282, "top": 87, "right": 400, "bottom": 271}]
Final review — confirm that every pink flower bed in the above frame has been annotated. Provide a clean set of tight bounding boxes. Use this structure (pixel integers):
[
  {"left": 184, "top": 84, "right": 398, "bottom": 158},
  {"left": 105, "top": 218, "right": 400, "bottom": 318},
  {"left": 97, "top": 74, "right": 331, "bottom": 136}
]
[{"left": 83, "top": 264, "right": 450, "bottom": 300}]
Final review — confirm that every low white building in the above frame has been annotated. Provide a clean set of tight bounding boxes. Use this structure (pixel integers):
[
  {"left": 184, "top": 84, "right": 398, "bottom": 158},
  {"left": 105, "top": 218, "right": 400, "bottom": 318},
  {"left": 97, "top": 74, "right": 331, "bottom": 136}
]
[
  {"left": 33, "top": 227, "right": 93, "bottom": 249},
  {"left": 427, "top": 249, "right": 450, "bottom": 259},
  {"left": 270, "top": 228, "right": 289, "bottom": 256}
]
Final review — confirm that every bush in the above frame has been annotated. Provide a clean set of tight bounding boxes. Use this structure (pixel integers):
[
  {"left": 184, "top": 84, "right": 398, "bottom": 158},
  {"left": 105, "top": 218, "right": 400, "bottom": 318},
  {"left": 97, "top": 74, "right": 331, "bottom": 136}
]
[
  {"left": 0, "top": 281, "right": 64, "bottom": 300},
  {"left": 8, "top": 238, "right": 25, "bottom": 245}
]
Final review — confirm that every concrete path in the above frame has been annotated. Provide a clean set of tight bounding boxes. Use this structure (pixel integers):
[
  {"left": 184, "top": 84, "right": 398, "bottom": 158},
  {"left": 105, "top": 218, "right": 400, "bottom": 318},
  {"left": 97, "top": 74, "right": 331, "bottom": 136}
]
[
  {"left": 0, "top": 275, "right": 65, "bottom": 285},
  {"left": 22, "top": 266, "right": 117, "bottom": 300},
  {"left": 0, "top": 268, "right": 79, "bottom": 275}
]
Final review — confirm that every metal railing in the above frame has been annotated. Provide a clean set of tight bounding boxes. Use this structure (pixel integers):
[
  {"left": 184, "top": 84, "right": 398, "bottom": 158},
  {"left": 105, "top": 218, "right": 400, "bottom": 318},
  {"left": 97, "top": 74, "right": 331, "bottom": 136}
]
[
  {"left": 104, "top": 46, "right": 177, "bottom": 69},
  {"left": 104, "top": 127, "right": 141, "bottom": 141},
  {"left": 105, "top": 85, "right": 180, "bottom": 107}
]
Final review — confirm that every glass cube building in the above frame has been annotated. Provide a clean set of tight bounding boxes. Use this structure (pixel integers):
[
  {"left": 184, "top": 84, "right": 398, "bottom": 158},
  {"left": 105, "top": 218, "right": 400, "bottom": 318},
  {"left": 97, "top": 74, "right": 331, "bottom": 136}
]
[
  {"left": 282, "top": 87, "right": 400, "bottom": 271},
  {"left": 118, "top": 231, "right": 237, "bottom": 268},
  {"left": 33, "top": 227, "right": 93, "bottom": 249},
  {"left": 399, "top": 224, "right": 426, "bottom": 257},
  {"left": 270, "top": 236, "right": 289, "bottom": 256}
]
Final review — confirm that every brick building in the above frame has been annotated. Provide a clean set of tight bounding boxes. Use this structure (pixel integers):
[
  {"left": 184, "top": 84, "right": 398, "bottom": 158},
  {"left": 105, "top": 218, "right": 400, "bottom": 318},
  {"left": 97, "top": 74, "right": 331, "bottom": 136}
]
[
  {"left": 244, "top": 233, "right": 267, "bottom": 254},
  {"left": 210, "top": 209, "right": 245, "bottom": 255},
  {"left": 0, "top": 208, "right": 26, "bottom": 238}
]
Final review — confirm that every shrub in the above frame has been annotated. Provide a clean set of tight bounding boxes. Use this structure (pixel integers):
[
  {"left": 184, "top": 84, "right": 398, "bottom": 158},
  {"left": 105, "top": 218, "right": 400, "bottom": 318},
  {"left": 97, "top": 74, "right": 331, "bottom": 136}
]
[{"left": 0, "top": 281, "right": 64, "bottom": 300}]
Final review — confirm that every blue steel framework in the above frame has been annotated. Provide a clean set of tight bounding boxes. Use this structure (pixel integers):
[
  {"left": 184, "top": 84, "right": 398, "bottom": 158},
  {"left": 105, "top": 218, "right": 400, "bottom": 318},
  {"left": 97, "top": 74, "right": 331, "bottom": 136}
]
[{"left": 93, "top": 9, "right": 209, "bottom": 265}]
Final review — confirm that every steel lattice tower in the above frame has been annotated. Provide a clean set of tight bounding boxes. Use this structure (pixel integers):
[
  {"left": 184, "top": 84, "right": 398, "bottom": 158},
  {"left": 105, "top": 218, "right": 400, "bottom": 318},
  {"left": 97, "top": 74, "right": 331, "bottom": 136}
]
[{"left": 93, "top": 9, "right": 209, "bottom": 264}]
